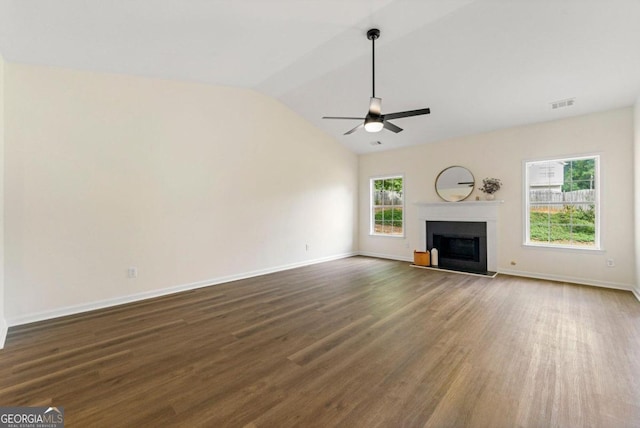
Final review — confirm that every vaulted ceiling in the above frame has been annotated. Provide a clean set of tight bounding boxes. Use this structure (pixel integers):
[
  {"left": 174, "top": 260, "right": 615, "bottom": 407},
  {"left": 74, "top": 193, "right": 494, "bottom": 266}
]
[{"left": 1, "top": 0, "right": 639, "bottom": 153}]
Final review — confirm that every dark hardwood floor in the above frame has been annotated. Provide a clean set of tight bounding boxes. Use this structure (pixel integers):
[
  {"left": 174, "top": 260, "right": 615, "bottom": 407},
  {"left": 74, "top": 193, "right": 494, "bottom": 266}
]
[{"left": 1, "top": 256, "right": 639, "bottom": 427}]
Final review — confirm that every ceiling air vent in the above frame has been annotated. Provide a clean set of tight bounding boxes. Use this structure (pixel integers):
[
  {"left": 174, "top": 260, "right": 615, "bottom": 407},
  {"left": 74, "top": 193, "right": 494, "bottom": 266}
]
[{"left": 551, "top": 98, "right": 575, "bottom": 110}]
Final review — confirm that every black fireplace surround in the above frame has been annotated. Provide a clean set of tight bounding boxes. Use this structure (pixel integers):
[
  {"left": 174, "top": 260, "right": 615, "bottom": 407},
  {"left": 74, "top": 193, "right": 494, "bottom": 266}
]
[{"left": 426, "top": 221, "right": 487, "bottom": 274}]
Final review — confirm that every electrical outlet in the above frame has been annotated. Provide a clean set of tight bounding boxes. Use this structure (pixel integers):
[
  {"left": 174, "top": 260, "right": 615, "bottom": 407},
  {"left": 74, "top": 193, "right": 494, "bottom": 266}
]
[
  {"left": 606, "top": 259, "right": 615, "bottom": 268},
  {"left": 127, "top": 267, "right": 138, "bottom": 278}
]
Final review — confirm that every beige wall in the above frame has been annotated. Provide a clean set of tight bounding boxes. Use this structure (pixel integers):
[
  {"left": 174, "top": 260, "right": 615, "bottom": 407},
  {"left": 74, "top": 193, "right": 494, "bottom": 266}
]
[
  {"left": 0, "top": 54, "right": 6, "bottom": 347},
  {"left": 4, "top": 63, "right": 358, "bottom": 323},
  {"left": 360, "top": 108, "right": 635, "bottom": 290}
]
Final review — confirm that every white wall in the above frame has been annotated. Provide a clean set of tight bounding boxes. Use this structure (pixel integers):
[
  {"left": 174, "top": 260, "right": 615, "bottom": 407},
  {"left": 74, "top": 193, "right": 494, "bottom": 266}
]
[
  {"left": 360, "top": 108, "right": 635, "bottom": 290},
  {"left": 0, "top": 54, "right": 6, "bottom": 347},
  {"left": 634, "top": 96, "right": 640, "bottom": 300},
  {"left": 4, "top": 63, "right": 358, "bottom": 324}
]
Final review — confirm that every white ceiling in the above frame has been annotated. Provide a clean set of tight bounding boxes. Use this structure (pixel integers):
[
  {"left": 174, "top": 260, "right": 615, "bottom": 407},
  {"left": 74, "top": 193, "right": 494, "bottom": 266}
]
[{"left": 1, "top": 0, "right": 639, "bottom": 154}]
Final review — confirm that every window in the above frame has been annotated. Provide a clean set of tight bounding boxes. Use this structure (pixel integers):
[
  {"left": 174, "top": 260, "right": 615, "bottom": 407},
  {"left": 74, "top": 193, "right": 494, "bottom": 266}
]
[
  {"left": 370, "top": 175, "right": 404, "bottom": 236},
  {"left": 524, "top": 155, "right": 599, "bottom": 249}
]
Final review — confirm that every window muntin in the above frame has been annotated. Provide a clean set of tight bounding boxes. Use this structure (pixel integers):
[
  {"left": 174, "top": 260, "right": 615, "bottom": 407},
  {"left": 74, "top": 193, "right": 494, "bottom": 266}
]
[
  {"left": 370, "top": 176, "right": 404, "bottom": 236},
  {"left": 525, "top": 156, "right": 599, "bottom": 249}
]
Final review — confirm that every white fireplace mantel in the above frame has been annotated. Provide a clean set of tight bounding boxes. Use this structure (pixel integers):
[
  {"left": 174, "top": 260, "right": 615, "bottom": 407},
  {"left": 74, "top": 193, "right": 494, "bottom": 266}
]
[{"left": 415, "top": 201, "right": 503, "bottom": 272}]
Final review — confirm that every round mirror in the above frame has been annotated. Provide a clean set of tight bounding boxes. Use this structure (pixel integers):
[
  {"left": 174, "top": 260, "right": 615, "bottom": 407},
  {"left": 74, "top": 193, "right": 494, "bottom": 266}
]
[{"left": 435, "top": 166, "right": 475, "bottom": 202}]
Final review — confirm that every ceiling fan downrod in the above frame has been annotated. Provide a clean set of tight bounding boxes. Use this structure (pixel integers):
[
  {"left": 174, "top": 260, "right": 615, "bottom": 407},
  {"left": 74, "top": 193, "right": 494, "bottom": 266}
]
[{"left": 367, "top": 28, "right": 380, "bottom": 99}]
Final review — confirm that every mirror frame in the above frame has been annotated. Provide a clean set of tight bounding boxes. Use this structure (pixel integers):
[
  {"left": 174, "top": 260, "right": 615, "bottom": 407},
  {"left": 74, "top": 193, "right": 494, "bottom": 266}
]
[{"left": 435, "top": 166, "right": 475, "bottom": 202}]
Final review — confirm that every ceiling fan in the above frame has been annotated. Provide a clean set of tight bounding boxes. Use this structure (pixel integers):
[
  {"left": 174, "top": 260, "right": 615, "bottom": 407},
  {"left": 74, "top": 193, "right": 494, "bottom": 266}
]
[{"left": 323, "top": 28, "right": 431, "bottom": 135}]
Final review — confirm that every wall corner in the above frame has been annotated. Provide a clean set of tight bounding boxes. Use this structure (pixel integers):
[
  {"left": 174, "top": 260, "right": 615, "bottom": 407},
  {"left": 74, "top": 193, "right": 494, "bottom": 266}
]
[
  {"left": 0, "top": 318, "right": 7, "bottom": 349},
  {"left": 0, "top": 53, "right": 6, "bottom": 347},
  {"left": 634, "top": 95, "right": 640, "bottom": 300}
]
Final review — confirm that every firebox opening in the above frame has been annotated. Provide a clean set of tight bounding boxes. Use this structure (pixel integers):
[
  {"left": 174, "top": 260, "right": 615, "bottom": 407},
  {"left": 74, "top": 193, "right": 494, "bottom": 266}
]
[{"left": 434, "top": 235, "right": 480, "bottom": 262}]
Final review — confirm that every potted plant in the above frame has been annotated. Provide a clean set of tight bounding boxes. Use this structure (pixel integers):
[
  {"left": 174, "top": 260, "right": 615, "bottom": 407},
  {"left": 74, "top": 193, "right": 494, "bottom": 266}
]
[{"left": 479, "top": 178, "right": 502, "bottom": 200}]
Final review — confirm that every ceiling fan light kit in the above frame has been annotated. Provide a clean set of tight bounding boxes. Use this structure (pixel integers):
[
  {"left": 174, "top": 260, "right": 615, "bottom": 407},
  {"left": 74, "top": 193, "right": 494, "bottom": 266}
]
[
  {"left": 322, "top": 28, "right": 431, "bottom": 136},
  {"left": 364, "top": 117, "right": 384, "bottom": 133}
]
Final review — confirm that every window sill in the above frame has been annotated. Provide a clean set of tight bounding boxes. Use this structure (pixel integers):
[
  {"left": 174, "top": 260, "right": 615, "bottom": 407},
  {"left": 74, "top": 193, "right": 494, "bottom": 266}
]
[
  {"left": 369, "top": 233, "right": 406, "bottom": 239},
  {"left": 522, "top": 243, "right": 604, "bottom": 254}
]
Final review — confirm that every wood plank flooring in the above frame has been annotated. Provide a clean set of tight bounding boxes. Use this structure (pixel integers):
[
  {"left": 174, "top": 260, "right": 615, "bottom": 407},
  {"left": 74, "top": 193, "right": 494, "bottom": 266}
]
[{"left": 1, "top": 256, "right": 639, "bottom": 427}]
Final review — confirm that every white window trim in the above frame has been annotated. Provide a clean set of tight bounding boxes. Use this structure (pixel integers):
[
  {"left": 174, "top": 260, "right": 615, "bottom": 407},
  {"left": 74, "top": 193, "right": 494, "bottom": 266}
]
[
  {"left": 369, "top": 174, "right": 406, "bottom": 238},
  {"left": 522, "top": 154, "right": 601, "bottom": 251}
]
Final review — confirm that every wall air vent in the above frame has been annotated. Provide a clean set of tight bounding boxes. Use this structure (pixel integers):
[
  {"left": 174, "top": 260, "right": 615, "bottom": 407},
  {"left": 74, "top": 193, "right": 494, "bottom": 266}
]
[{"left": 551, "top": 98, "right": 576, "bottom": 110}]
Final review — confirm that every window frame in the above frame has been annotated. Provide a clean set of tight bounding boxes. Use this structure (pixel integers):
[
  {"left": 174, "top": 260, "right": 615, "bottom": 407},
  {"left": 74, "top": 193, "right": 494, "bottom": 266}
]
[
  {"left": 369, "top": 174, "right": 406, "bottom": 238},
  {"left": 523, "top": 154, "right": 601, "bottom": 251}
]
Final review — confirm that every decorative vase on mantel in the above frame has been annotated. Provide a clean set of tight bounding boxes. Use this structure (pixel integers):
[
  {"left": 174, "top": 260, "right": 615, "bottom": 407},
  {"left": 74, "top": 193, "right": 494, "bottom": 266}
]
[{"left": 479, "top": 177, "right": 502, "bottom": 201}]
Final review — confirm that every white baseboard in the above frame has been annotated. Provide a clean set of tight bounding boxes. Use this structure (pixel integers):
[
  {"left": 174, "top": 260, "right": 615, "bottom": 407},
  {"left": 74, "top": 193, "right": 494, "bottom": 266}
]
[
  {"left": 358, "top": 251, "right": 413, "bottom": 262},
  {"left": 7, "top": 252, "right": 358, "bottom": 327},
  {"left": 497, "top": 268, "right": 633, "bottom": 292},
  {"left": 356, "top": 255, "right": 637, "bottom": 295},
  {"left": 0, "top": 318, "right": 8, "bottom": 350}
]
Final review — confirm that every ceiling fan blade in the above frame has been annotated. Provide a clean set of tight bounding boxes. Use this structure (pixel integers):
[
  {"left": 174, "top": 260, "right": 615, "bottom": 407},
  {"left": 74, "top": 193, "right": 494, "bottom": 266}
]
[
  {"left": 323, "top": 116, "right": 365, "bottom": 120},
  {"left": 344, "top": 123, "right": 364, "bottom": 135},
  {"left": 384, "top": 108, "right": 431, "bottom": 120},
  {"left": 369, "top": 97, "right": 382, "bottom": 116},
  {"left": 383, "top": 121, "right": 403, "bottom": 133}
]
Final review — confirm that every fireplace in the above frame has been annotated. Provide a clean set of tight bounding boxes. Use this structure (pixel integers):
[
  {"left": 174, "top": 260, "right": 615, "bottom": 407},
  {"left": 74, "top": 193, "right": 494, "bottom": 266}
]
[
  {"left": 427, "top": 221, "right": 487, "bottom": 274},
  {"left": 416, "top": 201, "right": 501, "bottom": 273}
]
